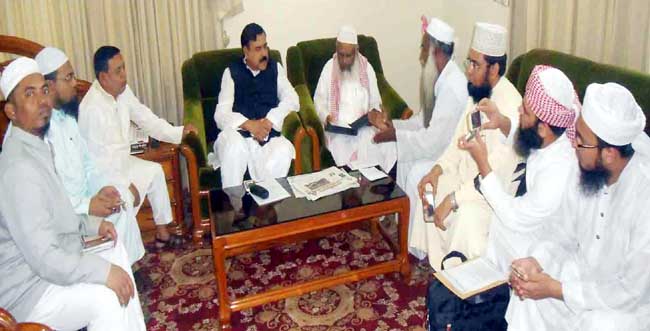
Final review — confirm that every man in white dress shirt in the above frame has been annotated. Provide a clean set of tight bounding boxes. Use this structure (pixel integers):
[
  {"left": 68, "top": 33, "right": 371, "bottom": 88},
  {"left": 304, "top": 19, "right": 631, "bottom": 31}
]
[
  {"left": 508, "top": 83, "right": 650, "bottom": 331},
  {"left": 314, "top": 25, "right": 396, "bottom": 172},
  {"left": 373, "top": 18, "right": 468, "bottom": 226},
  {"left": 79, "top": 46, "right": 197, "bottom": 247},
  {"left": 411, "top": 22, "right": 522, "bottom": 268},
  {"left": 459, "top": 64, "right": 580, "bottom": 272},
  {"left": 210, "top": 23, "right": 299, "bottom": 188}
]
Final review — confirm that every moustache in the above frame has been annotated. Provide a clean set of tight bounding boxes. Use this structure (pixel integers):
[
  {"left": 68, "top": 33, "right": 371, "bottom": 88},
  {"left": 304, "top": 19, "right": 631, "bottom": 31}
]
[{"left": 260, "top": 56, "right": 268, "bottom": 63}]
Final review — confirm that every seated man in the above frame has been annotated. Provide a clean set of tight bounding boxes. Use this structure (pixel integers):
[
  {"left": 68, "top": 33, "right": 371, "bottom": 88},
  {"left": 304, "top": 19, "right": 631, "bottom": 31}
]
[
  {"left": 0, "top": 57, "right": 145, "bottom": 330},
  {"left": 32, "top": 47, "right": 143, "bottom": 264},
  {"left": 314, "top": 25, "right": 396, "bottom": 172},
  {"left": 412, "top": 22, "right": 522, "bottom": 268},
  {"left": 373, "top": 17, "right": 467, "bottom": 221},
  {"left": 508, "top": 83, "right": 650, "bottom": 330},
  {"left": 211, "top": 23, "right": 299, "bottom": 188},
  {"left": 79, "top": 46, "right": 197, "bottom": 247},
  {"left": 459, "top": 65, "right": 580, "bottom": 271}
]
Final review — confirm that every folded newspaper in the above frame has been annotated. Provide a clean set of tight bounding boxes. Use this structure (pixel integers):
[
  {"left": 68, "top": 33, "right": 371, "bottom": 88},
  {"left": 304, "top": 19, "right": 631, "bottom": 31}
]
[{"left": 288, "top": 167, "right": 359, "bottom": 201}]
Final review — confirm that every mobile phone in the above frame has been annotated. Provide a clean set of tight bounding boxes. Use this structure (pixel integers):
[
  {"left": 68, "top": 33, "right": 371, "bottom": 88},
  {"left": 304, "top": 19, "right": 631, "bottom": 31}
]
[
  {"left": 471, "top": 110, "right": 482, "bottom": 130},
  {"left": 423, "top": 187, "right": 435, "bottom": 223},
  {"left": 464, "top": 129, "right": 477, "bottom": 142}
]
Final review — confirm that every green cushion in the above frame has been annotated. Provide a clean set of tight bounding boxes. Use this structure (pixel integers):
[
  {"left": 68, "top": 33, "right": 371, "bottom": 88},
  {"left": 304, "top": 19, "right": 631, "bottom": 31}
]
[{"left": 507, "top": 48, "right": 650, "bottom": 134}]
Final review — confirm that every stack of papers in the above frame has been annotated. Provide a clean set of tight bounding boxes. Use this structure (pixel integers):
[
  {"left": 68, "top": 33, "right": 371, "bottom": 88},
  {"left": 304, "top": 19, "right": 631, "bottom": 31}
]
[
  {"left": 288, "top": 167, "right": 359, "bottom": 201},
  {"left": 244, "top": 179, "right": 291, "bottom": 205},
  {"left": 358, "top": 166, "right": 387, "bottom": 181}
]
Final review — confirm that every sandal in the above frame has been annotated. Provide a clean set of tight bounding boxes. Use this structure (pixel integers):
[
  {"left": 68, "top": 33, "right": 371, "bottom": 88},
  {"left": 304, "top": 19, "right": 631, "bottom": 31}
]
[{"left": 154, "top": 234, "right": 186, "bottom": 249}]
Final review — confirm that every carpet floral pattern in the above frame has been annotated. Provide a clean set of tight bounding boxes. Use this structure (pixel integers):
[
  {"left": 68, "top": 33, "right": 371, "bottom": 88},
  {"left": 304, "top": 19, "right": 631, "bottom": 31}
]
[{"left": 137, "top": 225, "right": 433, "bottom": 330}]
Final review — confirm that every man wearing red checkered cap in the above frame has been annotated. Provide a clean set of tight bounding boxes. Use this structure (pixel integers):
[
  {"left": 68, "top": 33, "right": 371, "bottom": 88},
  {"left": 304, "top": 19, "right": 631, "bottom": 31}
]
[{"left": 458, "top": 64, "right": 580, "bottom": 274}]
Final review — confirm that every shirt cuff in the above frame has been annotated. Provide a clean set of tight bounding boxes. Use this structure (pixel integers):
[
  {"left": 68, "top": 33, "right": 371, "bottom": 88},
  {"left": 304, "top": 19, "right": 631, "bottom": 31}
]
[
  {"left": 78, "top": 197, "right": 92, "bottom": 216},
  {"left": 479, "top": 171, "right": 501, "bottom": 201},
  {"left": 561, "top": 280, "right": 585, "bottom": 314},
  {"left": 78, "top": 254, "right": 112, "bottom": 285},
  {"left": 231, "top": 113, "right": 249, "bottom": 130},
  {"left": 266, "top": 107, "right": 286, "bottom": 131}
]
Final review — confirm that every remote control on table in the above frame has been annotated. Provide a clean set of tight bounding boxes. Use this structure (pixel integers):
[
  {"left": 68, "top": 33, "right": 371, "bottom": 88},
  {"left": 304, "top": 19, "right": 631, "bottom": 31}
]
[{"left": 249, "top": 184, "right": 269, "bottom": 199}]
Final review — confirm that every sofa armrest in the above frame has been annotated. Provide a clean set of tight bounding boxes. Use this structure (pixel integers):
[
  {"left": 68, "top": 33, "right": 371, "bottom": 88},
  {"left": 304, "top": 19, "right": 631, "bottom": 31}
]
[
  {"left": 287, "top": 46, "right": 307, "bottom": 87},
  {"left": 282, "top": 110, "right": 307, "bottom": 175}
]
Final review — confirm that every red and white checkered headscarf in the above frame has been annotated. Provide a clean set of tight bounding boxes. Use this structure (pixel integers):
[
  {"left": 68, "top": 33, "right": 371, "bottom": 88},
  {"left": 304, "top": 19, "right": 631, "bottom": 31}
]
[
  {"left": 524, "top": 64, "right": 581, "bottom": 142},
  {"left": 329, "top": 52, "right": 370, "bottom": 123}
]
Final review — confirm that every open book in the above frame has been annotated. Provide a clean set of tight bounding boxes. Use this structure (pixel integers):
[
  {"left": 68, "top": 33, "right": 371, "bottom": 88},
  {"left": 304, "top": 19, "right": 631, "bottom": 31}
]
[{"left": 434, "top": 257, "right": 508, "bottom": 300}]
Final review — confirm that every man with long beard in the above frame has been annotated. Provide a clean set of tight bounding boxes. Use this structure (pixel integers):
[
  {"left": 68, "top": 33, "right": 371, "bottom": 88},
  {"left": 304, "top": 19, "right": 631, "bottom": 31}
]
[
  {"left": 4, "top": 47, "right": 145, "bottom": 264},
  {"left": 507, "top": 82, "right": 650, "bottom": 330},
  {"left": 314, "top": 25, "right": 395, "bottom": 172},
  {"left": 411, "top": 22, "right": 522, "bottom": 268},
  {"left": 459, "top": 65, "right": 580, "bottom": 272}
]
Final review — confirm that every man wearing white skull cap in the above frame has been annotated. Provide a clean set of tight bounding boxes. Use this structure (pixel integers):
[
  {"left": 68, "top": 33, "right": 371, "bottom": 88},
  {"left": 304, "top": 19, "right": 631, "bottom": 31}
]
[
  {"left": 508, "top": 82, "right": 650, "bottom": 330},
  {"left": 0, "top": 57, "right": 145, "bottom": 330},
  {"left": 411, "top": 22, "right": 522, "bottom": 269},
  {"left": 314, "top": 25, "right": 397, "bottom": 172},
  {"left": 373, "top": 18, "right": 467, "bottom": 244},
  {"left": 3, "top": 47, "right": 145, "bottom": 264}
]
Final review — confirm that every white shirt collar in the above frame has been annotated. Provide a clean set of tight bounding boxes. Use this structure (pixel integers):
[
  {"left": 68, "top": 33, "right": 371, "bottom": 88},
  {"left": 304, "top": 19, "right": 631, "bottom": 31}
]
[{"left": 243, "top": 57, "right": 261, "bottom": 77}]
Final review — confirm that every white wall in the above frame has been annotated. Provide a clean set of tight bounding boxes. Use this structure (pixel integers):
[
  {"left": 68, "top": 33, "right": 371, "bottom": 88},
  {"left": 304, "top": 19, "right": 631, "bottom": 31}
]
[{"left": 224, "top": 0, "right": 511, "bottom": 109}]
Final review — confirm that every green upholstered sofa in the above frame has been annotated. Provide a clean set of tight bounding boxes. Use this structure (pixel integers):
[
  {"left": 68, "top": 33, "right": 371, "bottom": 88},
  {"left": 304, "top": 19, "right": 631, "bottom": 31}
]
[
  {"left": 507, "top": 48, "right": 650, "bottom": 134},
  {"left": 286, "top": 35, "right": 413, "bottom": 172},
  {"left": 181, "top": 48, "right": 310, "bottom": 244}
]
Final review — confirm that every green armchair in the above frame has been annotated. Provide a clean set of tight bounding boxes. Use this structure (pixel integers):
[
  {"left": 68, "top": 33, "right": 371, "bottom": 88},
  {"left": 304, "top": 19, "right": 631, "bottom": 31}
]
[
  {"left": 286, "top": 35, "right": 413, "bottom": 172},
  {"left": 507, "top": 48, "right": 650, "bottom": 134},
  {"left": 181, "top": 48, "right": 308, "bottom": 244}
]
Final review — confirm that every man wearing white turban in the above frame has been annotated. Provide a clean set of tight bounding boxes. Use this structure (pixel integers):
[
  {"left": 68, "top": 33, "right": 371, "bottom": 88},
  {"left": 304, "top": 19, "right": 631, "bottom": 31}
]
[
  {"left": 314, "top": 25, "right": 397, "bottom": 172},
  {"left": 410, "top": 22, "right": 522, "bottom": 269},
  {"left": 508, "top": 83, "right": 650, "bottom": 330},
  {"left": 459, "top": 65, "right": 580, "bottom": 273},
  {"left": 0, "top": 57, "right": 145, "bottom": 330},
  {"left": 3, "top": 47, "right": 145, "bottom": 264}
]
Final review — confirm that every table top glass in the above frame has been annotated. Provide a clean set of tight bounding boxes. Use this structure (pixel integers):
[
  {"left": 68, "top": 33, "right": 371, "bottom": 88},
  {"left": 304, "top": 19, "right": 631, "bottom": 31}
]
[{"left": 209, "top": 171, "right": 406, "bottom": 236}]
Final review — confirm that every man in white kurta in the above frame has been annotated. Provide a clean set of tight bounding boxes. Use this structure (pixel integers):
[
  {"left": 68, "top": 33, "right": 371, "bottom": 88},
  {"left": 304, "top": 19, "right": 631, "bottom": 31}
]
[
  {"left": 210, "top": 23, "right": 298, "bottom": 188},
  {"left": 79, "top": 46, "right": 197, "bottom": 246},
  {"left": 459, "top": 65, "right": 580, "bottom": 273},
  {"left": 508, "top": 83, "right": 650, "bottom": 330},
  {"left": 373, "top": 18, "right": 467, "bottom": 229},
  {"left": 29, "top": 47, "right": 144, "bottom": 264},
  {"left": 314, "top": 25, "right": 396, "bottom": 172},
  {"left": 0, "top": 57, "right": 145, "bottom": 331},
  {"left": 410, "top": 23, "right": 522, "bottom": 268}
]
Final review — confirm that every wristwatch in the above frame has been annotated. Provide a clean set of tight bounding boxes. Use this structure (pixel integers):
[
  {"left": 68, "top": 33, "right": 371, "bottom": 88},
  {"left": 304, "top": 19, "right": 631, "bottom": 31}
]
[{"left": 450, "top": 192, "right": 459, "bottom": 212}]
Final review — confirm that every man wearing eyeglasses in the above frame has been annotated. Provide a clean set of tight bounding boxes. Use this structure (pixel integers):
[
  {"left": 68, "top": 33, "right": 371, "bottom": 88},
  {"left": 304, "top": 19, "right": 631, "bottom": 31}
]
[
  {"left": 506, "top": 83, "right": 650, "bottom": 330},
  {"left": 410, "top": 22, "right": 522, "bottom": 269},
  {"left": 4, "top": 47, "right": 145, "bottom": 264}
]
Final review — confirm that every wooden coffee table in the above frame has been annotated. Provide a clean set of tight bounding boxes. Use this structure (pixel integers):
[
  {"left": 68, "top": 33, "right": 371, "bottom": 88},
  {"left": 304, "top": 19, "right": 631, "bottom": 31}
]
[{"left": 209, "top": 173, "right": 410, "bottom": 330}]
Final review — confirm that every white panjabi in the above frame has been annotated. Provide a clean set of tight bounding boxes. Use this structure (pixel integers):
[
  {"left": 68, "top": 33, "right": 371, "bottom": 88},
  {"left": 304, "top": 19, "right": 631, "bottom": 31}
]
[
  {"left": 35, "top": 47, "right": 68, "bottom": 75},
  {"left": 470, "top": 22, "right": 507, "bottom": 57},
  {"left": 0, "top": 57, "right": 40, "bottom": 98}
]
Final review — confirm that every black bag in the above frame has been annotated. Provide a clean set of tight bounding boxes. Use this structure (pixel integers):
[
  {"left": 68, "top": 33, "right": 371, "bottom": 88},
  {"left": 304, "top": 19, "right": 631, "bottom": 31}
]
[{"left": 426, "top": 251, "right": 511, "bottom": 331}]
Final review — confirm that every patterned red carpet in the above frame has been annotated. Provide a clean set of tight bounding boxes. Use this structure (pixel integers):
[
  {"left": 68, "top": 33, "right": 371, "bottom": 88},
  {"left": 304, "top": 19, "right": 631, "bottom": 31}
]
[{"left": 136, "top": 224, "right": 433, "bottom": 330}]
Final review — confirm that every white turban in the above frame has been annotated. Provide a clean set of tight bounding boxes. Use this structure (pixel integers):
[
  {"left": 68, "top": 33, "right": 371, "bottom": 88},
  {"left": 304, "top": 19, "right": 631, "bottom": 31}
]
[
  {"left": 582, "top": 82, "right": 646, "bottom": 146},
  {"left": 35, "top": 47, "right": 68, "bottom": 75},
  {"left": 471, "top": 22, "right": 507, "bottom": 57},
  {"left": 337, "top": 25, "right": 357, "bottom": 45},
  {"left": 1, "top": 57, "right": 40, "bottom": 99},
  {"left": 426, "top": 17, "right": 454, "bottom": 45}
]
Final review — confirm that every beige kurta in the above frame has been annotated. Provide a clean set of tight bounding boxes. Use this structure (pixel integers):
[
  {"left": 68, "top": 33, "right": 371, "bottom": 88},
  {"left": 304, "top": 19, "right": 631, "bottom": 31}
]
[{"left": 408, "top": 76, "right": 523, "bottom": 269}]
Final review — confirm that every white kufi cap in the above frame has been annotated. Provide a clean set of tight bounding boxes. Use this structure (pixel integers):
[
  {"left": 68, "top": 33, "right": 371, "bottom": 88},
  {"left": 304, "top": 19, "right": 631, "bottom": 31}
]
[
  {"left": 471, "top": 22, "right": 507, "bottom": 57},
  {"left": 35, "top": 47, "right": 68, "bottom": 75},
  {"left": 1, "top": 57, "right": 40, "bottom": 99},
  {"left": 426, "top": 17, "right": 454, "bottom": 45},
  {"left": 337, "top": 25, "right": 358, "bottom": 45}
]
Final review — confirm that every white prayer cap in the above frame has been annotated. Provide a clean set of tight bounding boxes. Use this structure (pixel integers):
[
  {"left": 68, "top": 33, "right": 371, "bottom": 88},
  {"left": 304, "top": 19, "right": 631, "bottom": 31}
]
[
  {"left": 426, "top": 17, "right": 454, "bottom": 45},
  {"left": 582, "top": 82, "right": 646, "bottom": 146},
  {"left": 470, "top": 22, "right": 507, "bottom": 57},
  {"left": 35, "top": 47, "right": 68, "bottom": 75},
  {"left": 1, "top": 57, "right": 40, "bottom": 99},
  {"left": 337, "top": 25, "right": 358, "bottom": 45}
]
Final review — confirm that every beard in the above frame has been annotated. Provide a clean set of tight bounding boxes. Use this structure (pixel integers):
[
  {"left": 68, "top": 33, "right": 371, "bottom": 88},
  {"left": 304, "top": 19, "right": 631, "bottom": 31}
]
[
  {"left": 579, "top": 160, "right": 611, "bottom": 196},
  {"left": 36, "top": 121, "right": 51, "bottom": 137},
  {"left": 514, "top": 125, "right": 543, "bottom": 158},
  {"left": 467, "top": 75, "right": 492, "bottom": 104},
  {"left": 59, "top": 96, "right": 80, "bottom": 120},
  {"left": 419, "top": 53, "right": 438, "bottom": 127}
]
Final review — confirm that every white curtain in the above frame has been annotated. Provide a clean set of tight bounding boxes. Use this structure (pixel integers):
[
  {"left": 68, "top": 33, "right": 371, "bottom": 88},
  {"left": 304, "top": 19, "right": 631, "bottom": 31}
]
[
  {"left": 0, "top": 0, "right": 243, "bottom": 123},
  {"left": 510, "top": 0, "right": 650, "bottom": 74}
]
